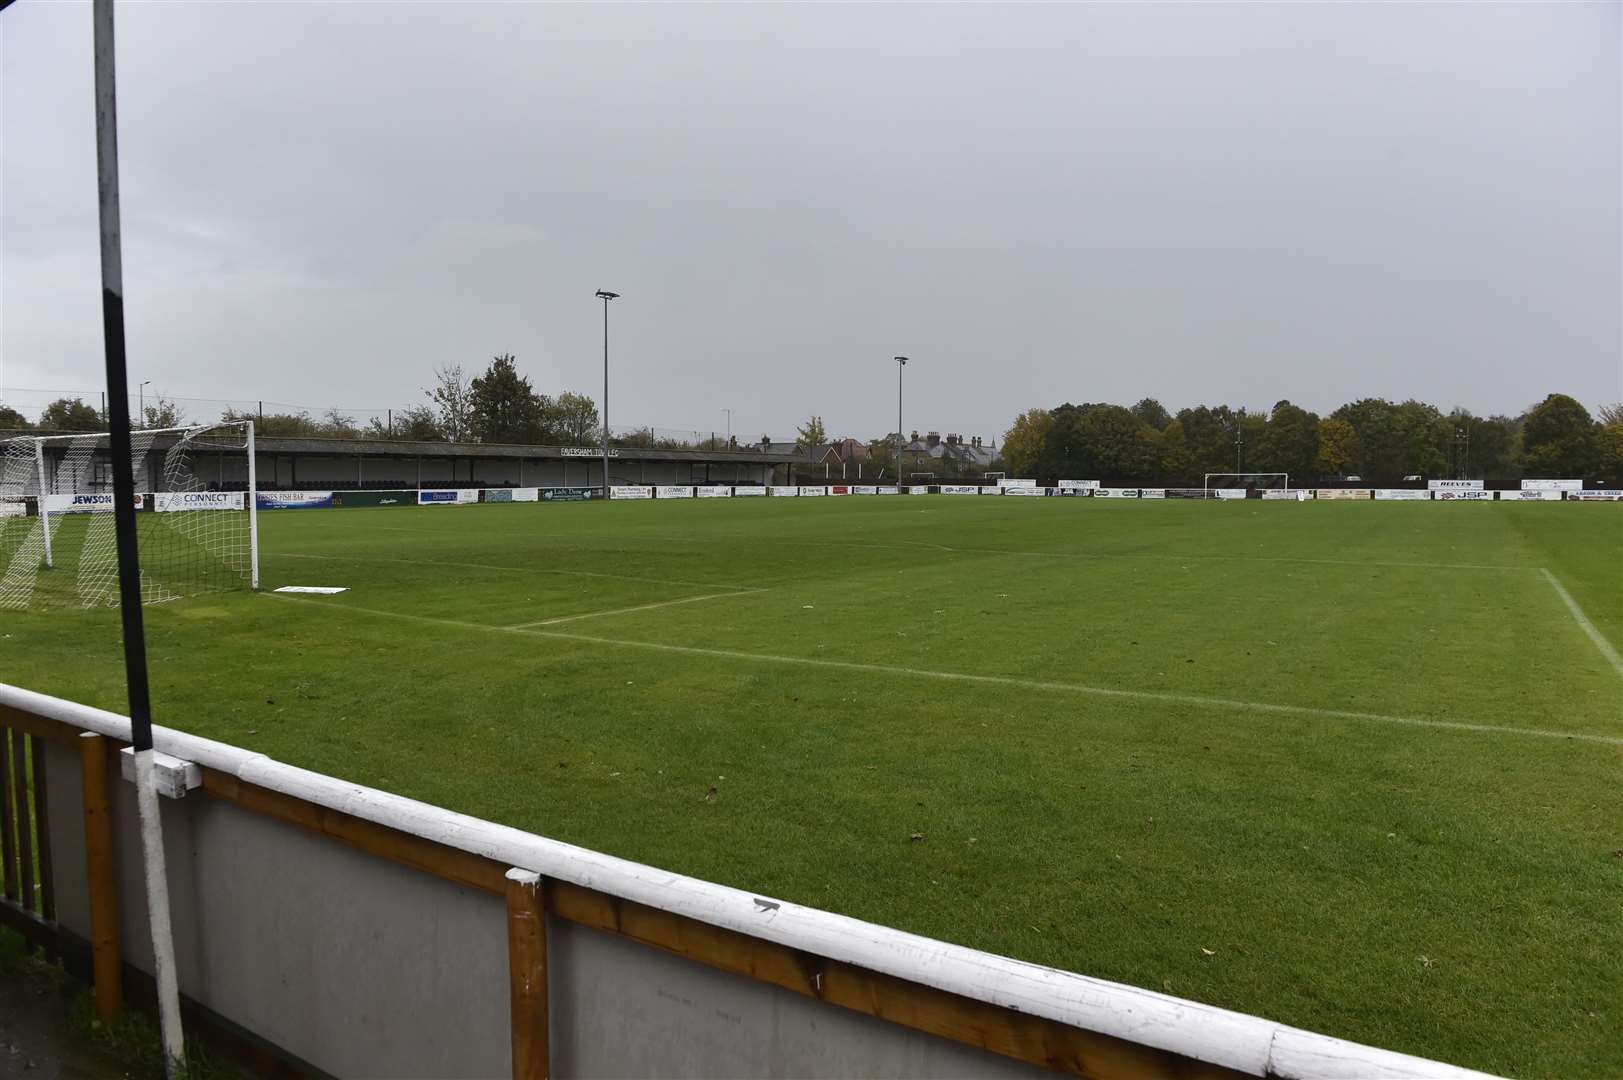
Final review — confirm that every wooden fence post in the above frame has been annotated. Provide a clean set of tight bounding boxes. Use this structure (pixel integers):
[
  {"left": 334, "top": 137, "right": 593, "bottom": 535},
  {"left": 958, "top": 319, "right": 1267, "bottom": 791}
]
[
  {"left": 79, "top": 732, "right": 122, "bottom": 1022},
  {"left": 1, "top": 729, "right": 16, "bottom": 904},
  {"left": 505, "top": 868, "right": 548, "bottom": 1080}
]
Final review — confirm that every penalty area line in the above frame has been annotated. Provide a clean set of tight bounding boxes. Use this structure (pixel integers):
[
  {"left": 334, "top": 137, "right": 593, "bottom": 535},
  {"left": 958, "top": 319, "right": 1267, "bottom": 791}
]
[
  {"left": 273, "top": 551, "right": 755, "bottom": 592},
  {"left": 1540, "top": 568, "right": 1623, "bottom": 679},
  {"left": 504, "top": 589, "right": 767, "bottom": 629},
  {"left": 265, "top": 593, "right": 1623, "bottom": 747}
]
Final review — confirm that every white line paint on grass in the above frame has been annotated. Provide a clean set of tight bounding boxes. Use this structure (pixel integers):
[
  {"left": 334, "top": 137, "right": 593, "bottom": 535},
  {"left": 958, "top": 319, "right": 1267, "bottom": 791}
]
[
  {"left": 274, "top": 551, "right": 752, "bottom": 591},
  {"left": 268, "top": 594, "right": 1623, "bottom": 746},
  {"left": 504, "top": 589, "right": 766, "bottom": 629},
  {"left": 1540, "top": 568, "right": 1623, "bottom": 678}
]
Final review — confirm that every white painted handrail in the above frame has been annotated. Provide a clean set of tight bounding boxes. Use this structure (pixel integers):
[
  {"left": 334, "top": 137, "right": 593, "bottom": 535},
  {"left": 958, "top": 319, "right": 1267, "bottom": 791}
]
[{"left": 1, "top": 682, "right": 1499, "bottom": 1080}]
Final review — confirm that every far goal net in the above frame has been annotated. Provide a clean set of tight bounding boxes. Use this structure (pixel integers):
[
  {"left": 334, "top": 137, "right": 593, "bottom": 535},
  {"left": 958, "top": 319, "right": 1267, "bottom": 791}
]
[
  {"left": 1200, "top": 472, "right": 1291, "bottom": 500},
  {"left": 0, "top": 422, "right": 259, "bottom": 610}
]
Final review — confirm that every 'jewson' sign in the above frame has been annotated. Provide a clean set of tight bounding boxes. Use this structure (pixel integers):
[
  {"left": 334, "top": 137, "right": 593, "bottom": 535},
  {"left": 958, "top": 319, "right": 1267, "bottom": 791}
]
[
  {"left": 154, "top": 491, "right": 244, "bottom": 513},
  {"left": 45, "top": 493, "right": 146, "bottom": 513},
  {"left": 257, "top": 491, "right": 332, "bottom": 510},
  {"left": 610, "top": 486, "right": 653, "bottom": 500},
  {"left": 1428, "top": 479, "right": 1484, "bottom": 490}
]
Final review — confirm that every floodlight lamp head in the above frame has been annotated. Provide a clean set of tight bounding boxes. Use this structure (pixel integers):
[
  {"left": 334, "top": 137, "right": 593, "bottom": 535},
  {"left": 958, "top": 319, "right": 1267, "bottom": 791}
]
[
  {"left": 596, "top": 290, "right": 620, "bottom": 300},
  {"left": 894, "top": 356, "right": 908, "bottom": 365}
]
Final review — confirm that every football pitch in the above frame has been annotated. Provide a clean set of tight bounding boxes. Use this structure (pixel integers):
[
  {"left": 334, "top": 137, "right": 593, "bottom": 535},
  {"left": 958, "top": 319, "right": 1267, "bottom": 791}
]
[{"left": 5, "top": 497, "right": 1620, "bottom": 1076}]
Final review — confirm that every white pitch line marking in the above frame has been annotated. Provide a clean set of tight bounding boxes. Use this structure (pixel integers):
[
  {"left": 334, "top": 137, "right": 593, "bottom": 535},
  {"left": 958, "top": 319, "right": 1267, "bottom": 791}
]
[
  {"left": 504, "top": 589, "right": 765, "bottom": 629},
  {"left": 1540, "top": 568, "right": 1623, "bottom": 679},
  {"left": 274, "top": 552, "right": 751, "bottom": 592},
  {"left": 266, "top": 594, "right": 1623, "bottom": 746}
]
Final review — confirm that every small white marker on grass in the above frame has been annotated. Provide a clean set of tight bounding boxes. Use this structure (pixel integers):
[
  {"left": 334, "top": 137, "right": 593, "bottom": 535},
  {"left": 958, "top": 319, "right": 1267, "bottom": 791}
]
[{"left": 274, "top": 586, "right": 349, "bottom": 594}]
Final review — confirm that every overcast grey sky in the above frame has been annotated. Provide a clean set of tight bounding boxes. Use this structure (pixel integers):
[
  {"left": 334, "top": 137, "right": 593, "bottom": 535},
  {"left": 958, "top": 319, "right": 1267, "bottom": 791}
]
[{"left": 3, "top": 1, "right": 1618, "bottom": 441}]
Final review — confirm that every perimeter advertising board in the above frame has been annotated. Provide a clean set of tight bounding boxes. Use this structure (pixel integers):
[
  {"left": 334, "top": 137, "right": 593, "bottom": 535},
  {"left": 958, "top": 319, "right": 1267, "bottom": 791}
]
[
  {"left": 610, "top": 486, "right": 653, "bottom": 500},
  {"left": 1139, "top": 489, "right": 1167, "bottom": 499},
  {"left": 996, "top": 478, "right": 1038, "bottom": 489},
  {"left": 1522, "top": 479, "right": 1582, "bottom": 492},
  {"left": 695, "top": 486, "right": 732, "bottom": 498},
  {"left": 731, "top": 486, "right": 767, "bottom": 497},
  {"left": 1570, "top": 490, "right": 1623, "bottom": 501},
  {"left": 542, "top": 487, "right": 594, "bottom": 502},
  {"left": 45, "top": 493, "right": 147, "bottom": 513},
  {"left": 153, "top": 491, "right": 244, "bottom": 512},
  {"left": 1433, "top": 489, "right": 1493, "bottom": 501},
  {"left": 1497, "top": 489, "right": 1559, "bottom": 501},
  {"left": 419, "top": 489, "right": 479, "bottom": 506},
  {"left": 1000, "top": 486, "right": 1046, "bottom": 496},
  {"left": 769, "top": 486, "right": 800, "bottom": 496},
  {"left": 939, "top": 485, "right": 981, "bottom": 495},
  {"left": 256, "top": 491, "right": 332, "bottom": 510},
  {"left": 1428, "top": 479, "right": 1484, "bottom": 490},
  {"left": 1314, "top": 489, "right": 1370, "bottom": 501},
  {"left": 1095, "top": 488, "right": 1139, "bottom": 498},
  {"left": 827, "top": 486, "right": 850, "bottom": 495},
  {"left": 850, "top": 486, "right": 878, "bottom": 495},
  {"left": 1057, "top": 480, "right": 1100, "bottom": 490},
  {"left": 874, "top": 486, "right": 901, "bottom": 495},
  {"left": 906, "top": 487, "right": 930, "bottom": 495},
  {"left": 1374, "top": 490, "right": 1430, "bottom": 501},
  {"left": 656, "top": 487, "right": 695, "bottom": 499},
  {"left": 332, "top": 490, "right": 413, "bottom": 508},
  {"left": 798, "top": 486, "right": 827, "bottom": 496}
]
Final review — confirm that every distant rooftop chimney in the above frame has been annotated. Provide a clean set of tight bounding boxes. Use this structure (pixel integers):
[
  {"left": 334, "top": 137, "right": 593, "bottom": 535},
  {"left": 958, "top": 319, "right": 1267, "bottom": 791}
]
[{"left": 927, "top": 431, "right": 941, "bottom": 448}]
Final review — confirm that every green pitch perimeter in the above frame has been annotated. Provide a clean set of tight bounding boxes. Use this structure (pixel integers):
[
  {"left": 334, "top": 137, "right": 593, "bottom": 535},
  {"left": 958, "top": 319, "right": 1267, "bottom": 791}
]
[{"left": 5, "top": 498, "right": 1620, "bottom": 1076}]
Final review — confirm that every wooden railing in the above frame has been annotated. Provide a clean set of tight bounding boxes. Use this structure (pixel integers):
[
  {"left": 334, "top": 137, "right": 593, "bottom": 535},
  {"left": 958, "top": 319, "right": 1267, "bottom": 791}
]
[{"left": 0, "top": 686, "right": 1497, "bottom": 1080}]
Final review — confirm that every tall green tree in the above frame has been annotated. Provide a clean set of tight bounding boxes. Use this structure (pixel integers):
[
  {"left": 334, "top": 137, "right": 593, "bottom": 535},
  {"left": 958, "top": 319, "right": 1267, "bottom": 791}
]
[
  {"left": 1158, "top": 419, "right": 1191, "bottom": 480},
  {"left": 1001, "top": 408, "right": 1053, "bottom": 476},
  {"left": 140, "top": 397, "right": 187, "bottom": 429},
  {"left": 38, "top": 397, "right": 103, "bottom": 432},
  {"left": 545, "top": 391, "right": 600, "bottom": 445},
  {"left": 367, "top": 405, "right": 444, "bottom": 441},
  {"left": 795, "top": 416, "right": 828, "bottom": 451},
  {"left": 0, "top": 403, "right": 31, "bottom": 430},
  {"left": 221, "top": 408, "right": 321, "bottom": 436},
  {"left": 1522, "top": 394, "right": 1599, "bottom": 477},
  {"left": 1254, "top": 400, "right": 1320, "bottom": 479},
  {"left": 469, "top": 355, "right": 544, "bottom": 444},
  {"left": 427, "top": 364, "right": 475, "bottom": 442},
  {"left": 1129, "top": 398, "right": 1172, "bottom": 431},
  {"left": 1329, "top": 398, "right": 1447, "bottom": 482},
  {"left": 1313, "top": 417, "right": 1358, "bottom": 477}
]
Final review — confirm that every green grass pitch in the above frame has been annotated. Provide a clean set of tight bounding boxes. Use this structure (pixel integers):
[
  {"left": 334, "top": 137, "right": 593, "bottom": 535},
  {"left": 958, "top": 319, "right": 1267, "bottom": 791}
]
[{"left": 4, "top": 497, "right": 1620, "bottom": 1076}]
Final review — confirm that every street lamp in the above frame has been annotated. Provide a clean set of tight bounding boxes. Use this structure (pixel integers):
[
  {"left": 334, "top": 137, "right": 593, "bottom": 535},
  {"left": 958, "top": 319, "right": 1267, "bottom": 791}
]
[
  {"left": 894, "top": 357, "right": 908, "bottom": 485},
  {"left": 595, "top": 290, "right": 619, "bottom": 495},
  {"left": 139, "top": 380, "right": 151, "bottom": 427},
  {"left": 723, "top": 408, "right": 731, "bottom": 445}
]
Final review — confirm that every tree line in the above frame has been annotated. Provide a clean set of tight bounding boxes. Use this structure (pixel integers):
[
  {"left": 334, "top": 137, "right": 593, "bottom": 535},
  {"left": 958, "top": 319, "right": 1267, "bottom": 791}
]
[
  {"left": 0, "top": 355, "right": 608, "bottom": 447},
  {"left": 1000, "top": 395, "right": 1623, "bottom": 485}
]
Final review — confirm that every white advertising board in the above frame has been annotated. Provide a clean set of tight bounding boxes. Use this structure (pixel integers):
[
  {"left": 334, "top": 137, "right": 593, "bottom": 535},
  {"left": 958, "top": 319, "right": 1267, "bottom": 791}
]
[
  {"left": 798, "top": 486, "right": 826, "bottom": 497},
  {"left": 419, "top": 489, "right": 478, "bottom": 505},
  {"left": 768, "top": 486, "right": 799, "bottom": 496},
  {"left": 1057, "top": 480, "right": 1100, "bottom": 490},
  {"left": 1496, "top": 489, "right": 1559, "bottom": 501},
  {"left": 1570, "top": 489, "right": 1623, "bottom": 501},
  {"left": 610, "top": 486, "right": 653, "bottom": 500},
  {"left": 0, "top": 502, "right": 23, "bottom": 518},
  {"left": 1212, "top": 489, "right": 1245, "bottom": 500},
  {"left": 1428, "top": 479, "right": 1484, "bottom": 490},
  {"left": 850, "top": 486, "right": 878, "bottom": 495},
  {"left": 874, "top": 486, "right": 901, "bottom": 495},
  {"left": 44, "top": 492, "right": 145, "bottom": 513},
  {"left": 996, "top": 478, "right": 1038, "bottom": 489},
  {"left": 906, "top": 486, "right": 930, "bottom": 495},
  {"left": 655, "top": 486, "right": 694, "bottom": 499},
  {"left": 939, "top": 485, "right": 981, "bottom": 495},
  {"left": 694, "top": 486, "right": 732, "bottom": 498},
  {"left": 1095, "top": 488, "right": 1139, "bottom": 499},
  {"left": 1001, "top": 486, "right": 1046, "bottom": 496},
  {"left": 1521, "top": 478, "right": 1582, "bottom": 491},
  {"left": 510, "top": 488, "right": 540, "bottom": 502},
  {"left": 1260, "top": 489, "right": 1306, "bottom": 500},
  {"left": 1433, "top": 489, "right": 1494, "bottom": 501},
  {"left": 732, "top": 486, "right": 767, "bottom": 497},
  {"left": 1139, "top": 489, "right": 1167, "bottom": 500},
  {"left": 1314, "top": 489, "right": 1370, "bottom": 501},
  {"left": 1374, "top": 489, "right": 1430, "bottom": 501},
  {"left": 153, "top": 491, "right": 245, "bottom": 512}
]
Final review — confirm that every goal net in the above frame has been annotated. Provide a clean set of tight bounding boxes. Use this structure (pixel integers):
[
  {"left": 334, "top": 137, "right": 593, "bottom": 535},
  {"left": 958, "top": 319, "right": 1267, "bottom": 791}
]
[
  {"left": 0, "top": 422, "right": 258, "bottom": 610},
  {"left": 1201, "top": 472, "right": 1290, "bottom": 500}
]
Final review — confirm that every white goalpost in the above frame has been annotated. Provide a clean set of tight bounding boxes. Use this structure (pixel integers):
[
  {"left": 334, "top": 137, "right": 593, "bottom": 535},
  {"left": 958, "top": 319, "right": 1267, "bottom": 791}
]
[
  {"left": 1202, "top": 472, "right": 1290, "bottom": 500},
  {"left": 0, "top": 420, "right": 258, "bottom": 609}
]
